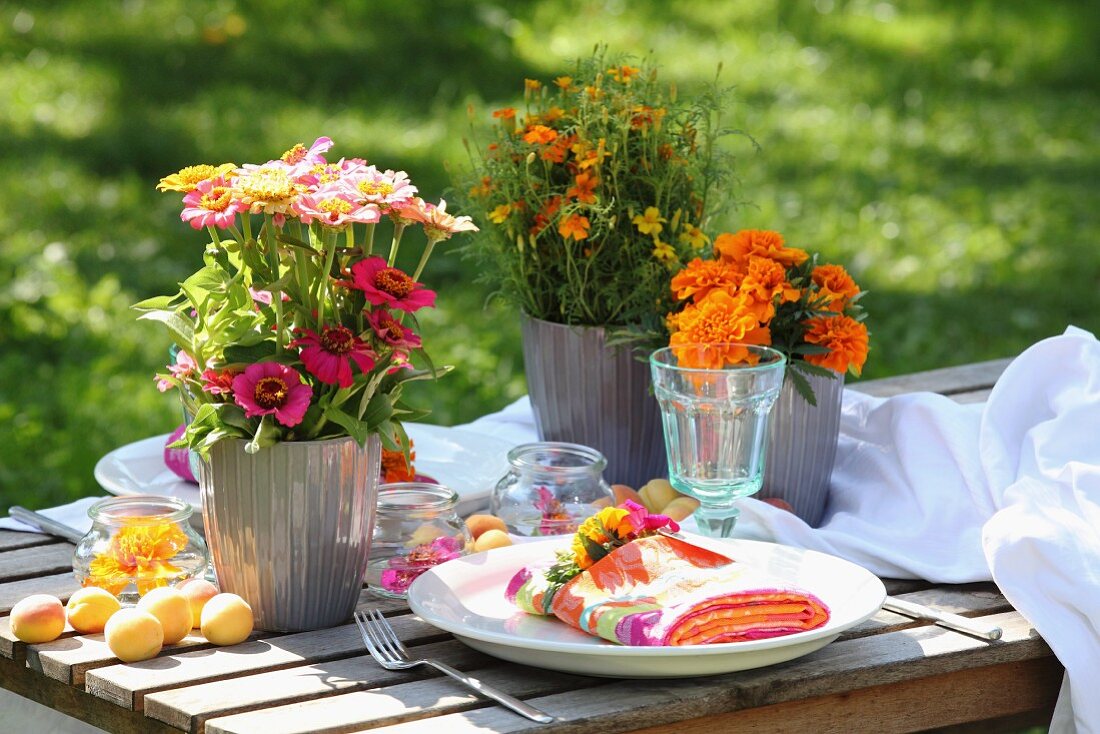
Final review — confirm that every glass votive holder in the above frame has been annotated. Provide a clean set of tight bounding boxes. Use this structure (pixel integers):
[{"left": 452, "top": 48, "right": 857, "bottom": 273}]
[
  {"left": 72, "top": 495, "right": 210, "bottom": 605},
  {"left": 366, "top": 483, "right": 473, "bottom": 599},
  {"left": 490, "top": 442, "right": 614, "bottom": 537}
]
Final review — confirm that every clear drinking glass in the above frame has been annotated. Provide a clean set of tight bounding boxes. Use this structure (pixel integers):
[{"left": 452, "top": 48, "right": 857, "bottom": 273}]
[
  {"left": 650, "top": 344, "right": 786, "bottom": 537},
  {"left": 490, "top": 442, "right": 614, "bottom": 537}
]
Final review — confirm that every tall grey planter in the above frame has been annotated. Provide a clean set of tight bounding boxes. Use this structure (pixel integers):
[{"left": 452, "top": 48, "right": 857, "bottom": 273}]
[
  {"left": 199, "top": 435, "right": 382, "bottom": 632},
  {"left": 760, "top": 370, "right": 844, "bottom": 528},
  {"left": 521, "top": 314, "right": 666, "bottom": 489}
]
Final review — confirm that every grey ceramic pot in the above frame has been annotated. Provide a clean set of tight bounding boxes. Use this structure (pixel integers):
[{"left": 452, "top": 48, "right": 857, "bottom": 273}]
[
  {"left": 199, "top": 435, "right": 382, "bottom": 632},
  {"left": 760, "top": 369, "right": 845, "bottom": 528},
  {"left": 520, "top": 314, "right": 667, "bottom": 489}
]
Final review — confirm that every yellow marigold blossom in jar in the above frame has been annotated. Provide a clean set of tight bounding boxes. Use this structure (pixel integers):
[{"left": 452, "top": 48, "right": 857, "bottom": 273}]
[{"left": 86, "top": 522, "right": 190, "bottom": 596}]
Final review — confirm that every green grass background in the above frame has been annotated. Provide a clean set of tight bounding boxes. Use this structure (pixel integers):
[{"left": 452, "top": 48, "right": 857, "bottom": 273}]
[{"left": 1, "top": 0, "right": 1098, "bottom": 512}]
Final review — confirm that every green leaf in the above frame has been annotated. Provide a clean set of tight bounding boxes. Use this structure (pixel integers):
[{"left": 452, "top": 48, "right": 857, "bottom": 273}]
[
  {"left": 132, "top": 294, "right": 180, "bottom": 312},
  {"left": 324, "top": 406, "right": 372, "bottom": 446},
  {"left": 138, "top": 310, "right": 196, "bottom": 353},
  {"left": 276, "top": 233, "right": 320, "bottom": 254},
  {"left": 786, "top": 367, "right": 818, "bottom": 407},
  {"left": 360, "top": 390, "right": 395, "bottom": 428},
  {"left": 222, "top": 343, "right": 274, "bottom": 366}
]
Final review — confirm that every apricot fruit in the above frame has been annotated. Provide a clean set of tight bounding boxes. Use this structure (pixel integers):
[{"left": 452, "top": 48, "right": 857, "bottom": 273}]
[
  {"left": 200, "top": 593, "right": 253, "bottom": 646},
  {"left": 177, "top": 578, "right": 219, "bottom": 629},
  {"left": 638, "top": 479, "right": 679, "bottom": 513},
  {"left": 10, "top": 594, "right": 66, "bottom": 644},
  {"left": 137, "top": 587, "right": 192, "bottom": 645},
  {"left": 473, "top": 528, "right": 513, "bottom": 552},
  {"left": 65, "top": 587, "right": 121, "bottom": 634},
  {"left": 464, "top": 514, "right": 507, "bottom": 540},
  {"left": 611, "top": 484, "right": 645, "bottom": 507},
  {"left": 104, "top": 608, "right": 163, "bottom": 662},
  {"left": 662, "top": 496, "right": 701, "bottom": 522}
]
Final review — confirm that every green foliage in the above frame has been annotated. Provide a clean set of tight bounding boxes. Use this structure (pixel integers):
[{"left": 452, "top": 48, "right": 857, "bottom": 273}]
[
  {"left": 457, "top": 46, "right": 740, "bottom": 330},
  {"left": 1, "top": 0, "right": 1098, "bottom": 513}
]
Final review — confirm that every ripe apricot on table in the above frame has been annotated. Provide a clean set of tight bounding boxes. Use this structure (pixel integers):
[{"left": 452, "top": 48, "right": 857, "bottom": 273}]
[
  {"left": 662, "top": 496, "right": 701, "bottom": 522},
  {"left": 473, "top": 528, "right": 513, "bottom": 552},
  {"left": 10, "top": 594, "right": 66, "bottom": 644},
  {"left": 638, "top": 479, "right": 679, "bottom": 513},
  {"left": 611, "top": 484, "right": 645, "bottom": 507},
  {"left": 200, "top": 593, "right": 254, "bottom": 646},
  {"left": 137, "top": 587, "right": 193, "bottom": 645},
  {"left": 65, "top": 587, "right": 121, "bottom": 634},
  {"left": 465, "top": 514, "right": 507, "bottom": 540},
  {"left": 105, "top": 608, "right": 164, "bottom": 663},
  {"left": 177, "top": 578, "right": 219, "bottom": 629}
]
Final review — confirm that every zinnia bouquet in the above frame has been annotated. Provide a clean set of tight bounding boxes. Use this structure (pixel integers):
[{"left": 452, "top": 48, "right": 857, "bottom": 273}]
[
  {"left": 140, "top": 137, "right": 478, "bottom": 455},
  {"left": 460, "top": 48, "right": 737, "bottom": 331},
  {"left": 667, "top": 229, "right": 869, "bottom": 403}
]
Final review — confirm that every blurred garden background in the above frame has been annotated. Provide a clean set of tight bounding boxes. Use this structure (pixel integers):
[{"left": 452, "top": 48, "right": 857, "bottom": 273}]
[{"left": 1, "top": 0, "right": 1098, "bottom": 512}]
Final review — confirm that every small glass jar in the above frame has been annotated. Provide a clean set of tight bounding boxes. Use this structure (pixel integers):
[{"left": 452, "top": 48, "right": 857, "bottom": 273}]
[
  {"left": 490, "top": 442, "right": 614, "bottom": 537},
  {"left": 366, "top": 483, "right": 472, "bottom": 599},
  {"left": 72, "top": 495, "right": 210, "bottom": 605}
]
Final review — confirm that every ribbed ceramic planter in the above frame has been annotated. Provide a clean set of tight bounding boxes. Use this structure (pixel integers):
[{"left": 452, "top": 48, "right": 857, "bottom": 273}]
[
  {"left": 198, "top": 435, "right": 382, "bottom": 632},
  {"left": 760, "top": 370, "right": 844, "bottom": 528},
  {"left": 521, "top": 314, "right": 666, "bottom": 488}
]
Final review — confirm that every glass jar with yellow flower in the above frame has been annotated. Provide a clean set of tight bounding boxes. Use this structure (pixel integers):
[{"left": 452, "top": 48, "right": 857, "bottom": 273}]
[
  {"left": 459, "top": 48, "right": 742, "bottom": 489},
  {"left": 73, "top": 495, "right": 210, "bottom": 605}
]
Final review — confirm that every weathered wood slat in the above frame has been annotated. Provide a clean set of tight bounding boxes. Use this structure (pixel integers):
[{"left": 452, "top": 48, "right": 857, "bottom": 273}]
[
  {"left": 0, "top": 574, "right": 82, "bottom": 619},
  {"left": 86, "top": 614, "right": 448, "bottom": 710},
  {"left": 0, "top": 543, "right": 75, "bottom": 583},
  {"left": 143, "top": 640, "right": 496, "bottom": 733},
  {"left": 842, "top": 585, "right": 1010, "bottom": 640},
  {"left": 0, "top": 530, "right": 57, "bottom": 551},
  {"left": 203, "top": 664, "right": 595, "bottom": 734},
  {"left": 361, "top": 611, "right": 1048, "bottom": 734},
  {"left": 627, "top": 657, "right": 1062, "bottom": 734},
  {"left": 851, "top": 358, "right": 1011, "bottom": 398},
  {"left": 30, "top": 631, "right": 215, "bottom": 686}
]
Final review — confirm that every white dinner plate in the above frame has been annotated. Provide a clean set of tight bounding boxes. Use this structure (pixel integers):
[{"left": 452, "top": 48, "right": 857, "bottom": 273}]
[
  {"left": 406, "top": 536, "right": 886, "bottom": 678},
  {"left": 93, "top": 423, "right": 514, "bottom": 516}
]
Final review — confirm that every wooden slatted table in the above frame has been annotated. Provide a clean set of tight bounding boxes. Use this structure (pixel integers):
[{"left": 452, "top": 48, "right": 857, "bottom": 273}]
[{"left": 0, "top": 358, "right": 1064, "bottom": 733}]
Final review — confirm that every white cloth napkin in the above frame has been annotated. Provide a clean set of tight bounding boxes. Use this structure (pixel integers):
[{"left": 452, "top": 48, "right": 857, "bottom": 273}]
[{"left": 0, "top": 496, "right": 102, "bottom": 536}]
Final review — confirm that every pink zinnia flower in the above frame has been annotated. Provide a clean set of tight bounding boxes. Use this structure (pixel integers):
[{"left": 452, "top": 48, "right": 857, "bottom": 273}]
[
  {"left": 346, "top": 166, "right": 418, "bottom": 211},
  {"left": 294, "top": 191, "right": 381, "bottom": 228},
  {"left": 349, "top": 257, "right": 436, "bottom": 313},
  {"left": 367, "top": 308, "right": 422, "bottom": 350},
  {"left": 291, "top": 325, "right": 377, "bottom": 388},
  {"left": 397, "top": 198, "right": 479, "bottom": 242},
  {"left": 380, "top": 536, "right": 464, "bottom": 594},
  {"left": 156, "top": 350, "right": 198, "bottom": 392},
  {"left": 232, "top": 362, "right": 313, "bottom": 427},
  {"left": 180, "top": 176, "right": 246, "bottom": 230},
  {"left": 279, "top": 136, "right": 334, "bottom": 167}
]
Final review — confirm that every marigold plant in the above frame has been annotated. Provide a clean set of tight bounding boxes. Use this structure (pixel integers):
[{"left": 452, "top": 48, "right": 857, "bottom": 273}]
[
  {"left": 667, "top": 229, "right": 869, "bottom": 404},
  {"left": 458, "top": 48, "right": 740, "bottom": 331},
  {"left": 141, "top": 137, "right": 478, "bottom": 454}
]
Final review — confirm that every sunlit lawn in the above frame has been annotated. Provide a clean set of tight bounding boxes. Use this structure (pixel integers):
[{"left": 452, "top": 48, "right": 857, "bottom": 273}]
[{"left": 1, "top": 0, "right": 1098, "bottom": 510}]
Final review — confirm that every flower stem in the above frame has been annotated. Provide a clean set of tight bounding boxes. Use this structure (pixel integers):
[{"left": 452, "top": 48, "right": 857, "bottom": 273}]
[
  {"left": 387, "top": 221, "right": 407, "bottom": 266},
  {"left": 317, "top": 228, "right": 338, "bottom": 327},
  {"left": 263, "top": 215, "right": 285, "bottom": 353},
  {"left": 364, "top": 222, "right": 376, "bottom": 256},
  {"left": 411, "top": 237, "right": 440, "bottom": 282}
]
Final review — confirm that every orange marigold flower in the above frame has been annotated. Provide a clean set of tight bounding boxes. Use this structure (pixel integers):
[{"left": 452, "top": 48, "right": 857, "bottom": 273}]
[
  {"left": 812, "top": 263, "right": 861, "bottom": 312},
  {"left": 540, "top": 134, "right": 572, "bottom": 163},
  {"left": 670, "top": 258, "right": 743, "bottom": 303},
  {"left": 669, "top": 290, "right": 772, "bottom": 369},
  {"left": 488, "top": 203, "right": 512, "bottom": 224},
  {"left": 381, "top": 444, "right": 417, "bottom": 483},
  {"left": 468, "top": 176, "right": 493, "bottom": 198},
  {"left": 492, "top": 107, "right": 516, "bottom": 120},
  {"left": 714, "top": 229, "right": 809, "bottom": 269},
  {"left": 608, "top": 65, "right": 641, "bottom": 83},
  {"left": 803, "top": 314, "right": 869, "bottom": 376},
  {"left": 739, "top": 256, "right": 802, "bottom": 321},
  {"left": 554, "top": 75, "right": 574, "bottom": 90},
  {"left": 522, "top": 125, "right": 558, "bottom": 145},
  {"left": 541, "top": 195, "right": 563, "bottom": 218},
  {"left": 525, "top": 78, "right": 542, "bottom": 91},
  {"left": 566, "top": 172, "right": 599, "bottom": 204},
  {"left": 558, "top": 213, "right": 590, "bottom": 241},
  {"left": 543, "top": 106, "right": 566, "bottom": 123},
  {"left": 86, "top": 522, "right": 190, "bottom": 596}
]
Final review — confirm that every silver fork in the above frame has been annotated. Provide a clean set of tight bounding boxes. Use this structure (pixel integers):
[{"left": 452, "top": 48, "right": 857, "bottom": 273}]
[{"left": 353, "top": 609, "right": 555, "bottom": 724}]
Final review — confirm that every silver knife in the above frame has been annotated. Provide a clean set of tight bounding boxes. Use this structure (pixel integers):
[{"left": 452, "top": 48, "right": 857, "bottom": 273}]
[
  {"left": 883, "top": 595, "right": 1002, "bottom": 640},
  {"left": 8, "top": 506, "right": 85, "bottom": 544}
]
